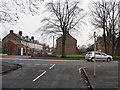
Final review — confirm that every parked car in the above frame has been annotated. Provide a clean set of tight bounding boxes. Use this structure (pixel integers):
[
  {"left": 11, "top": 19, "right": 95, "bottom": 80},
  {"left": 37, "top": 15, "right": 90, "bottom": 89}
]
[{"left": 85, "top": 51, "right": 113, "bottom": 62}]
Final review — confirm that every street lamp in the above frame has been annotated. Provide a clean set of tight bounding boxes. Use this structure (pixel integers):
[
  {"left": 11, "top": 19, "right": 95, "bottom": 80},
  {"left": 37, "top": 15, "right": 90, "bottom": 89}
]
[{"left": 94, "top": 31, "right": 97, "bottom": 77}]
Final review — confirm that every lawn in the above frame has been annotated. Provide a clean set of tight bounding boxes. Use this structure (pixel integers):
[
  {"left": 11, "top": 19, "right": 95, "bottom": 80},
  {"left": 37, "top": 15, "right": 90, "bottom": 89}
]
[
  {"left": 54, "top": 54, "right": 85, "bottom": 58},
  {"left": 113, "top": 56, "right": 120, "bottom": 59},
  {"left": 31, "top": 54, "right": 85, "bottom": 58}
]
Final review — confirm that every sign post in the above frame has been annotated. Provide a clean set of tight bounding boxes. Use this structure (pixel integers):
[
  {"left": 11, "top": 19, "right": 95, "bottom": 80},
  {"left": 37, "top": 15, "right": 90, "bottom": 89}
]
[{"left": 94, "top": 31, "right": 97, "bottom": 77}]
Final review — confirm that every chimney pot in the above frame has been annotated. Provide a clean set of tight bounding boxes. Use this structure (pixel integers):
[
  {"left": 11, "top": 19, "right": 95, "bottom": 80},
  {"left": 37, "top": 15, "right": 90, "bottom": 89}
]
[
  {"left": 10, "top": 30, "right": 14, "bottom": 34},
  {"left": 26, "top": 36, "right": 28, "bottom": 38},
  {"left": 19, "top": 31, "right": 22, "bottom": 36},
  {"left": 31, "top": 36, "right": 34, "bottom": 40}
]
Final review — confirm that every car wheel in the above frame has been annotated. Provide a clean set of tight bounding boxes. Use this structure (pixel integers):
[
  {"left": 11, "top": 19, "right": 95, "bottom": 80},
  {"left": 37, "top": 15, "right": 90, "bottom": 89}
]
[
  {"left": 107, "top": 58, "right": 111, "bottom": 62},
  {"left": 87, "top": 59, "right": 90, "bottom": 62},
  {"left": 91, "top": 57, "right": 94, "bottom": 62}
]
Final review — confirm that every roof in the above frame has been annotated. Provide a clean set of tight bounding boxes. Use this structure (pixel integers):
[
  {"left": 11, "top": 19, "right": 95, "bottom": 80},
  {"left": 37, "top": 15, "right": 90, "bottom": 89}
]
[
  {"left": 56, "top": 33, "right": 77, "bottom": 41},
  {"left": 14, "top": 34, "right": 39, "bottom": 43},
  {"left": 10, "top": 40, "right": 23, "bottom": 45},
  {"left": 2, "top": 32, "right": 42, "bottom": 45},
  {"left": 8, "top": 33, "right": 41, "bottom": 45}
]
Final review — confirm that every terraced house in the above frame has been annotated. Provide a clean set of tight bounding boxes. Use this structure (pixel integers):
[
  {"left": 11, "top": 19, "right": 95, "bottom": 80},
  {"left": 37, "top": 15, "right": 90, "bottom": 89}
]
[{"left": 2, "top": 30, "right": 43, "bottom": 55}]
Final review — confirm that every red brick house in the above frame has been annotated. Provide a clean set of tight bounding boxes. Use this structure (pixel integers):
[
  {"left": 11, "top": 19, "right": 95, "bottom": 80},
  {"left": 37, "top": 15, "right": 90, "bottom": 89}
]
[
  {"left": 55, "top": 33, "right": 78, "bottom": 55},
  {"left": 96, "top": 36, "right": 120, "bottom": 56},
  {"left": 2, "top": 30, "right": 43, "bottom": 55}
]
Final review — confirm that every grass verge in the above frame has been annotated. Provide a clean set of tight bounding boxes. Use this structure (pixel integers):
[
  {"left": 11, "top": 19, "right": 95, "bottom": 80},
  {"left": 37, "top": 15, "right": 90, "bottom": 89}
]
[
  {"left": 53, "top": 54, "right": 85, "bottom": 58},
  {"left": 31, "top": 54, "right": 85, "bottom": 58}
]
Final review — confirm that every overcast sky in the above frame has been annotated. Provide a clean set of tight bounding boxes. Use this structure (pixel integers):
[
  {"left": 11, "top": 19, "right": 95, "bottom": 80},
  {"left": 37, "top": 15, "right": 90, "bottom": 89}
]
[{"left": 1, "top": 0, "right": 100, "bottom": 47}]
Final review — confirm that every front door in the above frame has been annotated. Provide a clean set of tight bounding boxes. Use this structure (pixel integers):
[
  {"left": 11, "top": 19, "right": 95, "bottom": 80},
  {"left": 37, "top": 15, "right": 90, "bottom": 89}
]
[{"left": 17, "top": 48, "right": 21, "bottom": 55}]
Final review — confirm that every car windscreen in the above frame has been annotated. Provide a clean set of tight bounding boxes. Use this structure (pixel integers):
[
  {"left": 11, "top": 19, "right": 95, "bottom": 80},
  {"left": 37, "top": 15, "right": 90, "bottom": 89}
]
[
  {"left": 87, "top": 52, "right": 92, "bottom": 55},
  {"left": 101, "top": 53, "right": 107, "bottom": 56}
]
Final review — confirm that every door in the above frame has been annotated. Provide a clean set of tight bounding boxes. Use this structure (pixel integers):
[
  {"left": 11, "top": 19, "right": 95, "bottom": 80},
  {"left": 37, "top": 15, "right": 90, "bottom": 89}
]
[
  {"left": 95, "top": 52, "right": 102, "bottom": 60},
  {"left": 17, "top": 48, "right": 21, "bottom": 55},
  {"left": 101, "top": 53, "right": 107, "bottom": 60}
]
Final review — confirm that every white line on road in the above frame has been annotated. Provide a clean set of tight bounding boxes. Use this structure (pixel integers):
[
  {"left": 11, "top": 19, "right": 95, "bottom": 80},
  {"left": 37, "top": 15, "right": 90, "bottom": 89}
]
[
  {"left": 35, "top": 64, "right": 40, "bottom": 66},
  {"left": 33, "top": 71, "right": 46, "bottom": 82},
  {"left": 49, "top": 64, "right": 55, "bottom": 69}
]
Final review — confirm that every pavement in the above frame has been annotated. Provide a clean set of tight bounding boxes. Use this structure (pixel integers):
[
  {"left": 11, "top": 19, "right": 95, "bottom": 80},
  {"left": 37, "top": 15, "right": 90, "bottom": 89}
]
[
  {"left": 1, "top": 61, "right": 22, "bottom": 74},
  {"left": 83, "top": 61, "right": 119, "bottom": 89}
]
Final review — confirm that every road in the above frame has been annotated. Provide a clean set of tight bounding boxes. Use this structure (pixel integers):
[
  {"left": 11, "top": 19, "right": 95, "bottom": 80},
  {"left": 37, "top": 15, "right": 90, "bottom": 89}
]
[
  {"left": 2, "top": 57, "right": 118, "bottom": 89},
  {"left": 2, "top": 58, "right": 90, "bottom": 89}
]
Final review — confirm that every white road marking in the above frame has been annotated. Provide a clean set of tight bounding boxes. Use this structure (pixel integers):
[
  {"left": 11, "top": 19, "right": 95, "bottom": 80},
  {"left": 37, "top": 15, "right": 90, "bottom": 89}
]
[
  {"left": 19, "top": 63, "right": 24, "bottom": 64},
  {"left": 33, "top": 71, "right": 46, "bottom": 82},
  {"left": 42, "top": 64, "right": 47, "bottom": 65},
  {"left": 49, "top": 64, "right": 55, "bottom": 69},
  {"left": 2, "top": 58, "right": 83, "bottom": 62},
  {"left": 35, "top": 64, "right": 40, "bottom": 66}
]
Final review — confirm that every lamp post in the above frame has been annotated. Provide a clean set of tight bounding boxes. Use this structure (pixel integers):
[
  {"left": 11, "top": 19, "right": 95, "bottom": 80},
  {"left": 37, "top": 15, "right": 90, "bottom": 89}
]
[{"left": 94, "top": 31, "right": 97, "bottom": 77}]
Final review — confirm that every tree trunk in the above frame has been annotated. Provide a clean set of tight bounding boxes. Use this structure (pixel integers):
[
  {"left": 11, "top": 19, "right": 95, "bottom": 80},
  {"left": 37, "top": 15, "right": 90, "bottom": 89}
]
[
  {"left": 103, "top": 29, "right": 107, "bottom": 53},
  {"left": 61, "top": 32, "right": 66, "bottom": 58},
  {"left": 112, "top": 35, "right": 115, "bottom": 55},
  {"left": 114, "top": 32, "right": 120, "bottom": 56}
]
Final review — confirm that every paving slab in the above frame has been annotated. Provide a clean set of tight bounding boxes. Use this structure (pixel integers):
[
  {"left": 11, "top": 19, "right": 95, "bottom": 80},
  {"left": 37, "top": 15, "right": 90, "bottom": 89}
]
[{"left": 84, "top": 62, "right": 119, "bottom": 89}]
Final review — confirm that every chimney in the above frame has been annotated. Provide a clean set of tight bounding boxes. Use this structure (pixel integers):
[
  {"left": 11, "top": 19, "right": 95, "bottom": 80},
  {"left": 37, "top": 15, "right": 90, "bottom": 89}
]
[
  {"left": 26, "top": 36, "right": 28, "bottom": 38},
  {"left": 31, "top": 36, "right": 34, "bottom": 40},
  {"left": 19, "top": 31, "right": 22, "bottom": 36},
  {"left": 10, "top": 30, "right": 14, "bottom": 34},
  {"left": 25, "top": 36, "right": 29, "bottom": 39}
]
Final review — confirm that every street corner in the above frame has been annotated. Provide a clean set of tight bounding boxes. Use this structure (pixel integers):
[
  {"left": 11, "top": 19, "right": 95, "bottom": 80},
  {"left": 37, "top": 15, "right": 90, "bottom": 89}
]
[
  {"left": 83, "top": 63, "right": 118, "bottom": 89},
  {"left": 1, "top": 61, "right": 22, "bottom": 74},
  {"left": 79, "top": 67, "right": 94, "bottom": 89}
]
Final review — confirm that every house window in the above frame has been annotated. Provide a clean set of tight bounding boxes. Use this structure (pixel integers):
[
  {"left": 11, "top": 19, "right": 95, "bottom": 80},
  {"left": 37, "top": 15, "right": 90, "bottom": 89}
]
[{"left": 3, "top": 49, "right": 7, "bottom": 54}]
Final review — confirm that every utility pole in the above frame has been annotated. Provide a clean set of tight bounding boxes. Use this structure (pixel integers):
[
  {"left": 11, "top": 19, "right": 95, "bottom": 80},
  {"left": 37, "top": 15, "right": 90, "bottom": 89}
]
[
  {"left": 94, "top": 31, "right": 97, "bottom": 77},
  {"left": 53, "top": 36, "right": 55, "bottom": 51},
  {"left": 118, "top": 1, "right": 120, "bottom": 32}
]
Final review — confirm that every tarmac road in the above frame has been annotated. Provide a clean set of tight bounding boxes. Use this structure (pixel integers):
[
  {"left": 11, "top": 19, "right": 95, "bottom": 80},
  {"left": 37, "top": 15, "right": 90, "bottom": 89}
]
[
  {"left": 2, "top": 59, "right": 89, "bottom": 89},
  {"left": 2, "top": 57, "right": 118, "bottom": 89}
]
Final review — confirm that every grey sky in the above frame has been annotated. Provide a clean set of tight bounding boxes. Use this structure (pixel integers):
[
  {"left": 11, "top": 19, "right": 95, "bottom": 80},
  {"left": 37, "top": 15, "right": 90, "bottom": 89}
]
[{"left": 1, "top": 0, "right": 98, "bottom": 47}]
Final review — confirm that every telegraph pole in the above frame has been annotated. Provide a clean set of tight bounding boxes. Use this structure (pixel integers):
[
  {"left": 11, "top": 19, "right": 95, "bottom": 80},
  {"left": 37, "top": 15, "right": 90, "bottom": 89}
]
[
  {"left": 53, "top": 36, "right": 55, "bottom": 51},
  {"left": 118, "top": 2, "right": 120, "bottom": 39},
  {"left": 94, "top": 31, "right": 97, "bottom": 77}
]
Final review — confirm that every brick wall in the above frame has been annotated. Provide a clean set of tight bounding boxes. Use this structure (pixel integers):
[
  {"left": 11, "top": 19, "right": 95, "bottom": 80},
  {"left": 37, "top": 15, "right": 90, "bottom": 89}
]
[{"left": 55, "top": 34, "right": 78, "bottom": 55}]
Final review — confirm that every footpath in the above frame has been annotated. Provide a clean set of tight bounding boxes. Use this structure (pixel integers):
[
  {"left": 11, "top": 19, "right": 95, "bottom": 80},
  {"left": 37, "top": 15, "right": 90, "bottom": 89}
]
[
  {"left": 0, "top": 61, "right": 22, "bottom": 74},
  {"left": 82, "top": 62, "right": 119, "bottom": 89}
]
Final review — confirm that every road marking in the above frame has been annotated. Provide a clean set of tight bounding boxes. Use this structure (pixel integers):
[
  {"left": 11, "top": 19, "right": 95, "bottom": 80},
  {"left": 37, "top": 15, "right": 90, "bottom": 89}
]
[
  {"left": 42, "top": 64, "right": 47, "bottom": 65},
  {"left": 19, "top": 63, "right": 24, "bottom": 64},
  {"left": 35, "top": 64, "right": 40, "bottom": 66},
  {"left": 49, "top": 64, "right": 55, "bottom": 69},
  {"left": 2, "top": 58, "right": 83, "bottom": 62},
  {"left": 33, "top": 71, "right": 46, "bottom": 82}
]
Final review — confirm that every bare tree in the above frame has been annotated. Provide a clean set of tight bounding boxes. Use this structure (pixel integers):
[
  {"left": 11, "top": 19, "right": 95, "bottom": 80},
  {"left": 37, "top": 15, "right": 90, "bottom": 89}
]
[
  {"left": 40, "top": 0, "right": 86, "bottom": 57},
  {"left": 91, "top": 0, "right": 119, "bottom": 55},
  {"left": 0, "top": 0, "right": 43, "bottom": 25}
]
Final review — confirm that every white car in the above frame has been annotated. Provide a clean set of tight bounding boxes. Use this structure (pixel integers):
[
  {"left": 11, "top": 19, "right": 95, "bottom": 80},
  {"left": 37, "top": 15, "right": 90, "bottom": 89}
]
[{"left": 85, "top": 51, "right": 113, "bottom": 62}]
